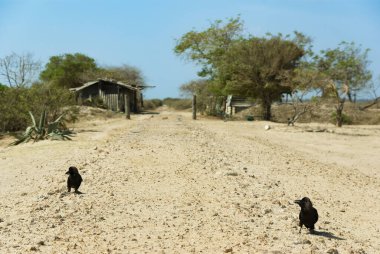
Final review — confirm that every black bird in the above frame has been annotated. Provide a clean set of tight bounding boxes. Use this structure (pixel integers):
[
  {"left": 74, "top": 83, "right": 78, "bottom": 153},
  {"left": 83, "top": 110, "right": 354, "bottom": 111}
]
[
  {"left": 66, "top": 166, "right": 83, "bottom": 193},
  {"left": 295, "top": 197, "right": 318, "bottom": 233}
]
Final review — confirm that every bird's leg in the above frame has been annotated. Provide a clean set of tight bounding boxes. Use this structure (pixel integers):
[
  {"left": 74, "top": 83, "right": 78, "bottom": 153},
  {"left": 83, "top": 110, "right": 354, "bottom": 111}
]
[
  {"left": 67, "top": 187, "right": 71, "bottom": 192},
  {"left": 74, "top": 188, "right": 80, "bottom": 194}
]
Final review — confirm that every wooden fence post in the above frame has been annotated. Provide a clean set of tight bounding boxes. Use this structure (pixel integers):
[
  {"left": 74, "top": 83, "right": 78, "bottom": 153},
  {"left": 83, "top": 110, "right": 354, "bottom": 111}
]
[
  {"left": 192, "top": 95, "right": 197, "bottom": 120},
  {"left": 125, "top": 94, "right": 131, "bottom": 119}
]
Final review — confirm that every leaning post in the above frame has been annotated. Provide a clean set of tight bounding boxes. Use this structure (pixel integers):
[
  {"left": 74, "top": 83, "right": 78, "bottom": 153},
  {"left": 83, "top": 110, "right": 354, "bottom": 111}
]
[{"left": 192, "top": 94, "right": 197, "bottom": 120}]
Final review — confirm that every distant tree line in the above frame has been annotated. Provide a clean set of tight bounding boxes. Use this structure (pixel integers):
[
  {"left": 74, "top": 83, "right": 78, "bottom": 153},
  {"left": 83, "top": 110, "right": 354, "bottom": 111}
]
[
  {"left": 0, "top": 52, "right": 145, "bottom": 132},
  {"left": 175, "top": 17, "right": 377, "bottom": 127}
]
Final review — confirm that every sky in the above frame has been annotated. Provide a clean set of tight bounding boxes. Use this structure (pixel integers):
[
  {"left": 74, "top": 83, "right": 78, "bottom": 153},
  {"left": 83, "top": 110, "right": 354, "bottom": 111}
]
[{"left": 0, "top": 0, "right": 379, "bottom": 99}]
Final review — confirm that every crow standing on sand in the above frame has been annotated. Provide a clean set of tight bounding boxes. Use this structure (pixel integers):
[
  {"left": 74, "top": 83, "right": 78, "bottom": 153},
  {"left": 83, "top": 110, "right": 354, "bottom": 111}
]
[
  {"left": 66, "top": 166, "right": 83, "bottom": 193},
  {"left": 295, "top": 197, "right": 318, "bottom": 233}
]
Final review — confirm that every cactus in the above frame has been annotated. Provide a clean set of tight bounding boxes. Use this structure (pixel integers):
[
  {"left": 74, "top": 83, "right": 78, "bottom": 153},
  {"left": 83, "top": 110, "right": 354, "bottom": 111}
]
[{"left": 10, "top": 109, "right": 74, "bottom": 145}]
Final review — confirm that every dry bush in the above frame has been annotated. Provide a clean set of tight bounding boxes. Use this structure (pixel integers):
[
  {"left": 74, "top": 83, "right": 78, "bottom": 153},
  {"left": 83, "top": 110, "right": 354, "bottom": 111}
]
[
  {"left": 345, "top": 103, "right": 380, "bottom": 125},
  {"left": 236, "top": 100, "right": 380, "bottom": 125},
  {"left": 163, "top": 98, "right": 192, "bottom": 110},
  {"left": 143, "top": 99, "right": 163, "bottom": 110},
  {"left": 72, "top": 106, "right": 119, "bottom": 121}
]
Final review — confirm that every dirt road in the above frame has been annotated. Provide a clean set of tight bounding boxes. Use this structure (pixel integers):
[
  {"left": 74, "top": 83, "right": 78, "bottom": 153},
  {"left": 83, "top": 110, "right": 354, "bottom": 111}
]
[{"left": 0, "top": 110, "right": 379, "bottom": 253}]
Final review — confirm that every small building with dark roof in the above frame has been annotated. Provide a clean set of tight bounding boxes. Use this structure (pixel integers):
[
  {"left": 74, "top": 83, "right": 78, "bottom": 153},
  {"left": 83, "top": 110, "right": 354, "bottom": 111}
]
[
  {"left": 225, "top": 95, "right": 256, "bottom": 116},
  {"left": 69, "top": 79, "right": 143, "bottom": 113}
]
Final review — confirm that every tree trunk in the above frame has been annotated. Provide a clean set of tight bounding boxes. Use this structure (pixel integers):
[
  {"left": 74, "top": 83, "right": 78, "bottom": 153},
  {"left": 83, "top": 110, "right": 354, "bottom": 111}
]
[
  {"left": 262, "top": 99, "right": 272, "bottom": 121},
  {"left": 192, "top": 95, "right": 197, "bottom": 120},
  {"left": 335, "top": 99, "right": 345, "bottom": 127},
  {"left": 347, "top": 91, "right": 353, "bottom": 102}
]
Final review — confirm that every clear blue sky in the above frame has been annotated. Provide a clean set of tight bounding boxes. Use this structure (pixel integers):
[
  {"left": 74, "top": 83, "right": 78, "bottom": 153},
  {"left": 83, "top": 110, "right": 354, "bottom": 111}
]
[{"left": 1, "top": 0, "right": 379, "bottom": 99}]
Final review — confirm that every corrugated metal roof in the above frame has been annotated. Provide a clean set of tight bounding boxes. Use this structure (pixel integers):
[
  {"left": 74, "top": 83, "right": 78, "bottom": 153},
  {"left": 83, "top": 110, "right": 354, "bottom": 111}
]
[
  {"left": 69, "top": 79, "right": 138, "bottom": 92},
  {"left": 226, "top": 95, "right": 255, "bottom": 107},
  {"left": 115, "top": 81, "right": 138, "bottom": 91},
  {"left": 69, "top": 81, "right": 99, "bottom": 92}
]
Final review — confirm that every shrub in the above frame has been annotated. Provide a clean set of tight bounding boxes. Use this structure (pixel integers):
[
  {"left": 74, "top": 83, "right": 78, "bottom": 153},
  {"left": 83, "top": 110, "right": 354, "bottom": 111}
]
[
  {"left": 331, "top": 111, "right": 353, "bottom": 125},
  {"left": 163, "top": 98, "right": 192, "bottom": 110},
  {"left": 0, "top": 87, "right": 30, "bottom": 132},
  {"left": 143, "top": 99, "right": 163, "bottom": 110},
  {"left": 0, "top": 83, "right": 76, "bottom": 133},
  {"left": 0, "top": 83, "right": 8, "bottom": 92}
]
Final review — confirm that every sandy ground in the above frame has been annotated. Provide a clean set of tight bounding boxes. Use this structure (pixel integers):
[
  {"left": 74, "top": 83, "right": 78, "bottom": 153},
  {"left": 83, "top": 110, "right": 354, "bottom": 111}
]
[{"left": 0, "top": 109, "right": 379, "bottom": 253}]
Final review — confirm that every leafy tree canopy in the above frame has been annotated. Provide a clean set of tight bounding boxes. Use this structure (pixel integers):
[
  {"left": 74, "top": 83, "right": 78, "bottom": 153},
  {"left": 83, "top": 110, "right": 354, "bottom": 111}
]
[
  {"left": 180, "top": 79, "right": 215, "bottom": 114},
  {"left": 102, "top": 65, "right": 145, "bottom": 87},
  {"left": 40, "top": 53, "right": 98, "bottom": 88},
  {"left": 314, "top": 41, "right": 372, "bottom": 126},
  {"left": 175, "top": 17, "right": 243, "bottom": 78},
  {"left": 222, "top": 34, "right": 307, "bottom": 119},
  {"left": 316, "top": 41, "right": 372, "bottom": 101},
  {"left": 175, "top": 17, "right": 310, "bottom": 120},
  {"left": 180, "top": 79, "right": 210, "bottom": 95}
]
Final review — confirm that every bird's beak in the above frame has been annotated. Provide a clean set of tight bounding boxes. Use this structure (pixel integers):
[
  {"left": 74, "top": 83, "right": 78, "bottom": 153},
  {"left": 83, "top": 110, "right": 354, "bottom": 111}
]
[
  {"left": 65, "top": 171, "right": 70, "bottom": 175},
  {"left": 294, "top": 200, "right": 301, "bottom": 204}
]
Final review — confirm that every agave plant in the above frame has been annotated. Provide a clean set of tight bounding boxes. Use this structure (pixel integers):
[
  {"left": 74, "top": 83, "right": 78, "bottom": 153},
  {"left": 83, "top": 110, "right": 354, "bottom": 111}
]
[{"left": 10, "top": 109, "right": 74, "bottom": 145}]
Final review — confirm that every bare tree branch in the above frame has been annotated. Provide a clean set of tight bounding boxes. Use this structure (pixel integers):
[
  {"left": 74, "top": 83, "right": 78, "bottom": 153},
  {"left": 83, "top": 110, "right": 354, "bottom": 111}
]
[
  {"left": 0, "top": 52, "right": 41, "bottom": 87},
  {"left": 359, "top": 97, "right": 380, "bottom": 110},
  {"left": 287, "top": 90, "right": 320, "bottom": 126}
]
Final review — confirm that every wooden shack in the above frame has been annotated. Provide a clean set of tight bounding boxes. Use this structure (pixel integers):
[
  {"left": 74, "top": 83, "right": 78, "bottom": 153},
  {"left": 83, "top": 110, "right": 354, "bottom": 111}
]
[
  {"left": 225, "top": 95, "right": 255, "bottom": 116},
  {"left": 70, "top": 79, "right": 143, "bottom": 113}
]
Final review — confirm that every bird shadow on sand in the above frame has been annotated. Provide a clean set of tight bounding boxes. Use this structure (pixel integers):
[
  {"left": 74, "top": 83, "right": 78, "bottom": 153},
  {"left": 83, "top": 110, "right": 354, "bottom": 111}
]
[
  {"left": 60, "top": 191, "right": 85, "bottom": 197},
  {"left": 310, "top": 230, "right": 346, "bottom": 240}
]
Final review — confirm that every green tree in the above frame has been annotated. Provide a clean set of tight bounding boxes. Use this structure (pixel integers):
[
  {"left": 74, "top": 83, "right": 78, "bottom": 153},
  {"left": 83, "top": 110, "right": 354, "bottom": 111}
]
[
  {"left": 316, "top": 42, "right": 372, "bottom": 127},
  {"left": 40, "top": 53, "right": 98, "bottom": 88},
  {"left": 220, "top": 34, "right": 306, "bottom": 120},
  {"left": 175, "top": 17, "right": 243, "bottom": 79},
  {"left": 103, "top": 64, "right": 145, "bottom": 87},
  {"left": 175, "top": 18, "right": 310, "bottom": 120},
  {"left": 0, "top": 87, "right": 30, "bottom": 131},
  {"left": 180, "top": 79, "right": 213, "bottom": 114},
  {"left": 28, "top": 82, "right": 76, "bottom": 119},
  {"left": 0, "top": 83, "right": 76, "bottom": 132}
]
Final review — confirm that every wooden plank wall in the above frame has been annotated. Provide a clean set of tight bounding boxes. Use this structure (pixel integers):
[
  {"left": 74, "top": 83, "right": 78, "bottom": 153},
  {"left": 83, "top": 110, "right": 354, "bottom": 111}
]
[
  {"left": 100, "top": 91, "right": 135, "bottom": 112},
  {"left": 81, "top": 81, "right": 138, "bottom": 113},
  {"left": 103, "top": 93, "right": 118, "bottom": 111}
]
